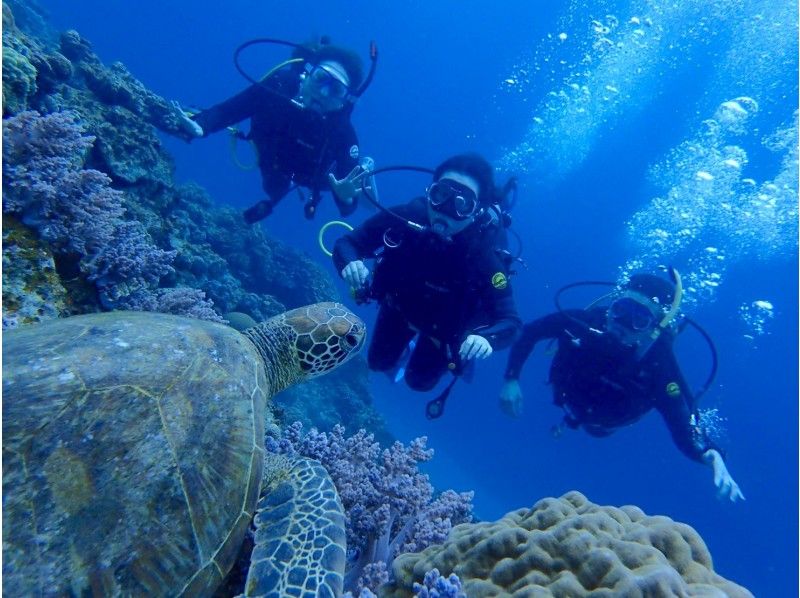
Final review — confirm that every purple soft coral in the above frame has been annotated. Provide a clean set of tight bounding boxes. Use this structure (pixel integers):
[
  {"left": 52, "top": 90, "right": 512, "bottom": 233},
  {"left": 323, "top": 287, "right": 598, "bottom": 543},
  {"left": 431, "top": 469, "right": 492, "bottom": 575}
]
[
  {"left": 85, "top": 220, "right": 176, "bottom": 308},
  {"left": 267, "top": 422, "right": 474, "bottom": 594},
  {"left": 2, "top": 110, "right": 125, "bottom": 255},
  {"left": 412, "top": 569, "right": 466, "bottom": 598},
  {"left": 116, "top": 287, "right": 225, "bottom": 323},
  {"left": 3, "top": 110, "right": 221, "bottom": 321}
]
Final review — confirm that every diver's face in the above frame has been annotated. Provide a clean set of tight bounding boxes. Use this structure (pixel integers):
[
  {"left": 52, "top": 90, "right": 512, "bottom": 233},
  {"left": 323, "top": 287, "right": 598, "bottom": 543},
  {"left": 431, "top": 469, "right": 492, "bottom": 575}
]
[
  {"left": 426, "top": 171, "right": 481, "bottom": 238},
  {"left": 606, "top": 292, "right": 662, "bottom": 346},
  {"left": 300, "top": 60, "right": 350, "bottom": 113}
]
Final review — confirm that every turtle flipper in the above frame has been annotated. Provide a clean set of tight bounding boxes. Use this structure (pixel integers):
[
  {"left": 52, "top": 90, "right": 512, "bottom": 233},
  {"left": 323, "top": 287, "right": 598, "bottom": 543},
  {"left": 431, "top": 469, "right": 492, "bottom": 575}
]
[{"left": 245, "top": 454, "right": 346, "bottom": 598}]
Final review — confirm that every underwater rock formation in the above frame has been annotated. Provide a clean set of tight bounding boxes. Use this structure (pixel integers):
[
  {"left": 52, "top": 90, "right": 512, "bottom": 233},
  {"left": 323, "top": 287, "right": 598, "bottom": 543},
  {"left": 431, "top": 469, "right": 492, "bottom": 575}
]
[
  {"left": 2, "top": 216, "right": 68, "bottom": 328},
  {"left": 2, "top": 3, "right": 70, "bottom": 115},
  {"left": 382, "top": 491, "right": 753, "bottom": 598},
  {"left": 1, "top": 1, "right": 381, "bottom": 436}
]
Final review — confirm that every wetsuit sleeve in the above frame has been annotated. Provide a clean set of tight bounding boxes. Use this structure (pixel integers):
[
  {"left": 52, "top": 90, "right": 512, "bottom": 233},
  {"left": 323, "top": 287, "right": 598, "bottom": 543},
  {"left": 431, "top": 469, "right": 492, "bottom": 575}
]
[
  {"left": 650, "top": 342, "right": 723, "bottom": 462},
  {"left": 191, "top": 84, "right": 271, "bottom": 135},
  {"left": 504, "top": 312, "right": 575, "bottom": 380},
  {"left": 469, "top": 286, "right": 521, "bottom": 351}
]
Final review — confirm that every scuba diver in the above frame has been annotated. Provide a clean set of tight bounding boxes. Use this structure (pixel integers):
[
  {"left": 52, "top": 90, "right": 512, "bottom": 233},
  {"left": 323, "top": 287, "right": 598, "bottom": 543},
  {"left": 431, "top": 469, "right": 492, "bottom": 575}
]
[
  {"left": 333, "top": 153, "right": 521, "bottom": 404},
  {"left": 171, "top": 36, "right": 377, "bottom": 223},
  {"left": 499, "top": 271, "right": 744, "bottom": 502}
]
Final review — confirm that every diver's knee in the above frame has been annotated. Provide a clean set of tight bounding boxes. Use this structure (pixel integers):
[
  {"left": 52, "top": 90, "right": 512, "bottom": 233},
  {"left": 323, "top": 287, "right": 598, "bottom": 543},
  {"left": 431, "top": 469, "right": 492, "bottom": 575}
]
[{"left": 404, "top": 369, "right": 441, "bottom": 392}]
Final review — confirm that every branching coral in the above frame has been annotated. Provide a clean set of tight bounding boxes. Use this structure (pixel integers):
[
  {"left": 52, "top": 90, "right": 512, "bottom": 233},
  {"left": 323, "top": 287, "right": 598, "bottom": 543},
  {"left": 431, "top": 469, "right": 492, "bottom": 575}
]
[
  {"left": 117, "top": 287, "right": 225, "bottom": 323},
  {"left": 2, "top": 110, "right": 124, "bottom": 256},
  {"left": 2, "top": 110, "right": 221, "bottom": 321},
  {"left": 267, "top": 422, "right": 474, "bottom": 594}
]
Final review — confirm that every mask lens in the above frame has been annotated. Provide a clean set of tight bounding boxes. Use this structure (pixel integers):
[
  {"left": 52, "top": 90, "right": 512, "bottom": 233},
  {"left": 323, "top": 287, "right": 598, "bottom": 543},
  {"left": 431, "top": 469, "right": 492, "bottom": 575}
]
[
  {"left": 427, "top": 181, "right": 479, "bottom": 219},
  {"left": 610, "top": 297, "right": 655, "bottom": 331},
  {"left": 428, "top": 182, "right": 453, "bottom": 206},
  {"left": 453, "top": 193, "right": 477, "bottom": 217},
  {"left": 311, "top": 67, "right": 348, "bottom": 99}
]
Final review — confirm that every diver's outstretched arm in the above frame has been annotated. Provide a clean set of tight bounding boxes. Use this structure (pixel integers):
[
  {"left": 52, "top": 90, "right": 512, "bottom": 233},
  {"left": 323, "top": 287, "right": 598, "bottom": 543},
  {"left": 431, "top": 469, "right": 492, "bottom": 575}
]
[
  {"left": 499, "top": 379, "right": 524, "bottom": 418},
  {"left": 703, "top": 449, "right": 745, "bottom": 502}
]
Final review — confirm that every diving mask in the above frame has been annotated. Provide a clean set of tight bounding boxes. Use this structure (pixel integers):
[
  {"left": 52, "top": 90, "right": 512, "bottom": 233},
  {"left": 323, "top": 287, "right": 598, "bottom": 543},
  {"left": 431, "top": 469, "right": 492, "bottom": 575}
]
[
  {"left": 307, "top": 63, "right": 350, "bottom": 102},
  {"left": 427, "top": 179, "right": 480, "bottom": 220},
  {"left": 608, "top": 296, "right": 660, "bottom": 331}
]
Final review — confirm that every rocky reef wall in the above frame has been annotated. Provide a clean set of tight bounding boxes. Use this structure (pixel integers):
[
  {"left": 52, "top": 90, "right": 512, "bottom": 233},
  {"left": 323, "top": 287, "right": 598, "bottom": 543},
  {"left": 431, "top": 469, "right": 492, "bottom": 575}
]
[{"left": 1, "top": 1, "right": 385, "bottom": 439}]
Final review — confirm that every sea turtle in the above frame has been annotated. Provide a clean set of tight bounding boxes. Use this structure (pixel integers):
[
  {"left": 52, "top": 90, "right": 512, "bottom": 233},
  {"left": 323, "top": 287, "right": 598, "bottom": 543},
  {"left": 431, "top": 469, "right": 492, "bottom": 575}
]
[{"left": 2, "top": 302, "right": 365, "bottom": 597}]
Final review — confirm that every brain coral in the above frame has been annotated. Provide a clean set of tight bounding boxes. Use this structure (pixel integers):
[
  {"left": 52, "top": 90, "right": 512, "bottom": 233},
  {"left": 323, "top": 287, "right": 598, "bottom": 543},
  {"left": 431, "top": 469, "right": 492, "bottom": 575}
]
[{"left": 382, "top": 491, "right": 752, "bottom": 598}]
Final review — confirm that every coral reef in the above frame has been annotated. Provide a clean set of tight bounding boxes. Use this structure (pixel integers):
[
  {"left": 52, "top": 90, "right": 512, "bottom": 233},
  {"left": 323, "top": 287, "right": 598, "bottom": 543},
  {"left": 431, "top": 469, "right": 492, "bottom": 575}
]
[
  {"left": 2, "top": 43, "right": 38, "bottom": 114},
  {"left": 382, "top": 491, "right": 753, "bottom": 598},
  {"left": 116, "top": 286, "right": 223, "bottom": 323},
  {"left": 411, "top": 569, "right": 465, "bottom": 598},
  {"left": 267, "top": 423, "right": 474, "bottom": 595},
  {"left": 2, "top": 215, "right": 68, "bottom": 328},
  {"left": 344, "top": 569, "right": 464, "bottom": 598},
  {"left": 2, "top": 2, "right": 70, "bottom": 116},
  {"left": 1, "top": 2, "right": 383, "bottom": 435},
  {"left": 273, "top": 359, "right": 386, "bottom": 445},
  {"left": 1, "top": 110, "right": 179, "bottom": 312}
]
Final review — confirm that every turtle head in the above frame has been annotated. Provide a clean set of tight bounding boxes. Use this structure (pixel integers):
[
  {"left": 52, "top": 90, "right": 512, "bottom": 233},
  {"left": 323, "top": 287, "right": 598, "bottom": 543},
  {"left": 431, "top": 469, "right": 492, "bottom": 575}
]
[
  {"left": 245, "top": 302, "right": 366, "bottom": 392},
  {"left": 288, "top": 302, "right": 366, "bottom": 378}
]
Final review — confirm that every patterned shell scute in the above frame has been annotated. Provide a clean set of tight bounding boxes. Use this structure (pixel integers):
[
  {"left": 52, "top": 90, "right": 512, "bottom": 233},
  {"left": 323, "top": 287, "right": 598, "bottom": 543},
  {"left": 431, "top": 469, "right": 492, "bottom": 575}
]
[
  {"left": 246, "top": 453, "right": 347, "bottom": 598},
  {"left": 2, "top": 311, "right": 268, "bottom": 597},
  {"left": 290, "top": 303, "right": 365, "bottom": 376}
]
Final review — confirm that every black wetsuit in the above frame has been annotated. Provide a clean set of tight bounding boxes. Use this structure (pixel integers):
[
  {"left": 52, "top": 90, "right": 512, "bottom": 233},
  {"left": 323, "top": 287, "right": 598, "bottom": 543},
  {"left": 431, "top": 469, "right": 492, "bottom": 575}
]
[
  {"left": 334, "top": 198, "right": 521, "bottom": 391},
  {"left": 192, "top": 68, "right": 360, "bottom": 216},
  {"left": 504, "top": 308, "right": 720, "bottom": 462}
]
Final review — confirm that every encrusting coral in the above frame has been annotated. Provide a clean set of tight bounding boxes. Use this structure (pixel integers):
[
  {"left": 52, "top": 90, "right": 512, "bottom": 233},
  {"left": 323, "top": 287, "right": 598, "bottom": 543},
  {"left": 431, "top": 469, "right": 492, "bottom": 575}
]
[
  {"left": 2, "top": 216, "right": 68, "bottom": 328},
  {"left": 382, "top": 491, "right": 753, "bottom": 598}
]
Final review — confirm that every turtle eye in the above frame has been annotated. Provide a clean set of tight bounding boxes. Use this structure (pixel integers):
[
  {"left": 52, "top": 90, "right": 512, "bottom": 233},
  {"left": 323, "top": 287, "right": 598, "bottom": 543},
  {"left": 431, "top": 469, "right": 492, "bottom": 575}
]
[{"left": 345, "top": 333, "right": 359, "bottom": 348}]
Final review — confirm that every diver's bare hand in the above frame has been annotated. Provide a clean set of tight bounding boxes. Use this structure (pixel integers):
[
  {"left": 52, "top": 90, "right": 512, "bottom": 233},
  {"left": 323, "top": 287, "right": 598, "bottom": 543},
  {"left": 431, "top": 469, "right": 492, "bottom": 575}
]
[
  {"left": 459, "top": 334, "right": 492, "bottom": 361},
  {"left": 499, "top": 378, "right": 523, "bottom": 418},
  {"left": 341, "top": 260, "right": 369, "bottom": 289},
  {"left": 703, "top": 449, "right": 745, "bottom": 503},
  {"left": 170, "top": 100, "right": 204, "bottom": 138},
  {"left": 328, "top": 165, "right": 372, "bottom": 204}
]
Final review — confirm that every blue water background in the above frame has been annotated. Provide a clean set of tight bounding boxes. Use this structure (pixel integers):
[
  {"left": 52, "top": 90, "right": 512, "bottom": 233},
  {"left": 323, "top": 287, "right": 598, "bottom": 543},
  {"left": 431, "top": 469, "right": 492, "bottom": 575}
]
[{"left": 39, "top": 1, "right": 798, "bottom": 595}]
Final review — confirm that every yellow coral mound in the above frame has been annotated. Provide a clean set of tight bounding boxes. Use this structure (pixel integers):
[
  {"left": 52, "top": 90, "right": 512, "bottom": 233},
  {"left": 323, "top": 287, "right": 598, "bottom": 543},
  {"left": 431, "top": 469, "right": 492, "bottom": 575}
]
[{"left": 382, "top": 491, "right": 752, "bottom": 598}]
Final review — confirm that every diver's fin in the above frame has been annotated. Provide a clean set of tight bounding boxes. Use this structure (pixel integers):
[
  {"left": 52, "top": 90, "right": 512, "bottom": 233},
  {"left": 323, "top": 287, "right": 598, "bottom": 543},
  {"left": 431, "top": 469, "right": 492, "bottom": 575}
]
[
  {"left": 243, "top": 200, "right": 273, "bottom": 224},
  {"left": 389, "top": 337, "right": 417, "bottom": 383}
]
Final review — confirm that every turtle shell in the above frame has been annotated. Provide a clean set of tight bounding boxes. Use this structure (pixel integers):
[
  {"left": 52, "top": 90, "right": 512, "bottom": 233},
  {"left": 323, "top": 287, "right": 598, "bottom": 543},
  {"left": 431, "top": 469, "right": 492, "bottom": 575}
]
[{"left": 2, "top": 311, "right": 268, "bottom": 596}]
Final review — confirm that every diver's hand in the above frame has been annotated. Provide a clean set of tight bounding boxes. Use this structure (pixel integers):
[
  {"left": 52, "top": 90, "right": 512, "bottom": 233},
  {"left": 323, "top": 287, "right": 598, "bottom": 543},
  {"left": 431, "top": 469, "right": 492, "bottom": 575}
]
[
  {"left": 703, "top": 449, "right": 745, "bottom": 503},
  {"left": 341, "top": 260, "right": 369, "bottom": 289},
  {"left": 170, "top": 100, "right": 204, "bottom": 138},
  {"left": 328, "top": 164, "right": 373, "bottom": 204},
  {"left": 459, "top": 335, "right": 492, "bottom": 361},
  {"left": 499, "top": 378, "right": 523, "bottom": 418}
]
